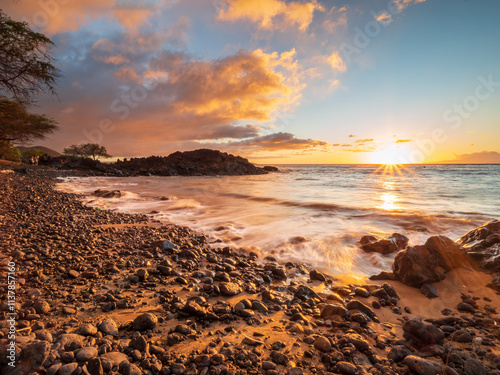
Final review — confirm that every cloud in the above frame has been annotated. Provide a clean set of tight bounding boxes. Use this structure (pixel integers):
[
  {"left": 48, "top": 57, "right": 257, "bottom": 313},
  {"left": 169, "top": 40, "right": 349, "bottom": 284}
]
[
  {"left": 39, "top": 46, "right": 305, "bottom": 156},
  {"left": 217, "top": 0, "right": 324, "bottom": 31},
  {"left": 323, "top": 6, "right": 347, "bottom": 32},
  {"left": 395, "top": 139, "right": 411, "bottom": 143},
  {"left": 348, "top": 134, "right": 356, "bottom": 138},
  {"left": 218, "top": 132, "right": 330, "bottom": 152},
  {"left": 441, "top": 151, "right": 500, "bottom": 164},
  {"left": 355, "top": 138, "right": 374, "bottom": 143},
  {"left": 327, "top": 52, "right": 346, "bottom": 72},
  {"left": 373, "top": 0, "right": 426, "bottom": 25},
  {"left": 3, "top": 0, "right": 114, "bottom": 35},
  {"left": 146, "top": 48, "right": 302, "bottom": 128},
  {"left": 165, "top": 16, "right": 190, "bottom": 47}
]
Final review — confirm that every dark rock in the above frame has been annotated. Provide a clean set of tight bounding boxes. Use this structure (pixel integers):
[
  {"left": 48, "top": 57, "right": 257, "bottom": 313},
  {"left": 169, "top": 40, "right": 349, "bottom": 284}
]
[
  {"left": 33, "top": 300, "right": 51, "bottom": 314},
  {"left": 294, "top": 285, "right": 321, "bottom": 301},
  {"left": 181, "top": 301, "right": 207, "bottom": 317},
  {"left": 219, "top": 282, "right": 242, "bottom": 296},
  {"left": 336, "top": 361, "right": 357, "bottom": 375},
  {"left": 403, "top": 355, "right": 442, "bottom": 375},
  {"left": 321, "top": 304, "right": 350, "bottom": 319},
  {"left": 115, "top": 149, "right": 268, "bottom": 176},
  {"left": 393, "top": 235, "right": 469, "bottom": 287},
  {"left": 19, "top": 340, "right": 51, "bottom": 370},
  {"left": 133, "top": 313, "right": 158, "bottom": 330},
  {"left": 346, "top": 300, "right": 376, "bottom": 319},
  {"left": 388, "top": 345, "right": 412, "bottom": 362},
  {"left": 263, "top": 166, "right": 279, "bottom": 172},
  {"left": 310, "top": 269, "right": 326, "bottom": 282},
  {"left": 87, "top": 358, "right": 104, "bottom": 375},
  {"left": 98, "top": 318, "right": 118, "bottom": 336},
  {"left": 457, "top": 302, "right": 476, "bottom": 314},
  {"left": 369, "top": 271, "right": 397, "bottom": 281},
  {"left": 314, "top": 336, "right": 332, "bottom": 353},
  {"left": 403, "top": 319, "right": 444, "bottom": 347},
  {"left": 76, "top": 347, "right": 98, "bottom": 362},
  {"left": 463, "top": 358, "right": 488, "bottom": 375},
  {"left": 93, "top": 189, "right": 122, "bottom": 198},
  {"left": 420, "top": 284, "right": 439, "bottom": 298},
  {"left": 450, "top": 329, "right": 473, "bottom": 343}
]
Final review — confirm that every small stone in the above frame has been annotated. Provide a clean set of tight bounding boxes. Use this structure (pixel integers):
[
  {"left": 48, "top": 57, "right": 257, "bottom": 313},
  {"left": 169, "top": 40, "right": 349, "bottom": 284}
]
[
  {"left": 457, "top": 302, "right": 476, "bottom": 314},
  {"left": 403, "top": 355, "right": 442, "bottom": 375},
  {"left": 133, "top": 313, "right": 158, "bottom": 331},
  {"left": 76, "top": 347, "right": 98, "bottom": 362},
  {"left": 80, "top": 323, "right": 98, "bottom": 336},
  {"left": 170, "top": 363, "right": 186, "bottom": 375},
  {"left": 336, "top": 362, "right": 357, "bottom": 375},
  {"left": 219, "top": 282, "right": 242, "bottom": 296},
  {"left": 33, "top": 300, "right": 51, "bottom": 314},
  {"left": 420, "top": 284, "right": 439, "bottom": 298},
  {"left": 287, "top": 367, "right": 303, "bottom": 375},
  {"left": 310, "top": 269, "right": 326, "bottom": 282},
  {"left": 463, "top": 358, "right": 487, "bottom": 375},
  {"left": 388, "top": 345, "right": 412, "bottom": 362},
  {"left": 314, "top": 336, "right": 332, "bottom": 353},
  {"left": 58, "top": 363, "right": 79, "bottom": 375},
  {"left": 450, "top": 329, "right": 473, "bottom": 343},
  {"left": 98, "top": 318, "right": 119, "bottom": 336}
]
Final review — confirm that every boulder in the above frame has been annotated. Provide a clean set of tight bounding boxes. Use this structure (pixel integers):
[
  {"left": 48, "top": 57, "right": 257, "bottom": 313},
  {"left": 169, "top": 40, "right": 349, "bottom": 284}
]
[
  {"left": 359, "top": 233, "right": 408, "bottom": 254},
  {"left": 403, "top": 319, "right": 444, "bottom": 347},
  {"left": 133, "top": 313, "right": 158, "bottom": 331},
  {"left": 403, "top": 355, "right": 442, "bottom": 375},
  {"left": 93, "top": 189, "right": 122, "bottom": 198},
  {"left": 393, "top": 236, "right": 469, "bottom": 287},
  {"left": 457, "top": 220, "right": 500, "bottom": 272}
]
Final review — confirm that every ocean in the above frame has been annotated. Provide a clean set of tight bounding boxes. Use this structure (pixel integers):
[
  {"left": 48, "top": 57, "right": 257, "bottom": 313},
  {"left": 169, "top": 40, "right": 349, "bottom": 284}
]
[{"left": 56, "top": 164, "right": 500, "bottom": 277}]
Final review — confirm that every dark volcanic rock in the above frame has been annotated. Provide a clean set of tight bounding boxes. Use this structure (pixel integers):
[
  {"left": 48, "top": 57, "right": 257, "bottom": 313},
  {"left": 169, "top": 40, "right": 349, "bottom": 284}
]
[
  {"left": 359, "top": 233, "right": 408, "bottom": 254},
  {"left": 403, "top": 319, "right": 444, "bottom": 347},
  {"left": 133, "top": 313, "right": 158, "bottom": 331},
  {"left": 403, "top": 355, "right": 442, "bottom": 375},
  {"left": 420, "top": 283, "right": 439, "bottom": 298},
  {"left": 393, "top": 235, "right": 470, "bottom": 287},
  {"left": 93, "top": 189, "right": 122, "bottom": 198},
  {"left": 457, "top": 220, "right": 500, "bottom": 272},
  {"left": 115, "top": 149, "right": 268, "bottom": 176}
]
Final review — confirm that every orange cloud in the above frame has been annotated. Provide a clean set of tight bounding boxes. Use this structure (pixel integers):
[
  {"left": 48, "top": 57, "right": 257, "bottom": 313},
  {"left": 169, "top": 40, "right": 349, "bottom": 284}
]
[
  {"left": 114, "top": 67, "right": 141, "bottom": 82},
  {"left": 3, "top": 0, "right": 114, "bottom": 35},
  {"left": 395, "top": 139, "right": 412, "bottom": 143},
  {"left": 327, "top": 51, "right": 346, "bottom": 72},
  {"left": 147, "top": 48, "right": 302, "bottom": 125},
  {"left": 217, "top": 0, "right": 324, "bottom": 31}
]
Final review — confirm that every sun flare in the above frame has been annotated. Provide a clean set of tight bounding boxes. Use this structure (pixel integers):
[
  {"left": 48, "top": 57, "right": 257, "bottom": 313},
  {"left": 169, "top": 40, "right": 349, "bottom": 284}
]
[{"left": 370, "top": 144, "right": 410, "bottom": 165}]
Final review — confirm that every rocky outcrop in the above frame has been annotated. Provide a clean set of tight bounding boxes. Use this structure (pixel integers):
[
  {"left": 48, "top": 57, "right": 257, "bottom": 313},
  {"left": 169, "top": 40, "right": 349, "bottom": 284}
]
[
  {"left": 359, "top": 233, "right": 409, "bottom": 254},
  {"left": 457, "top": 220, "right": 500, "bottom": 273},
  {"left": 392, "top": 235, "right": 470, "bottom": 287},
  {"left": 115, "top": 149, "right": 267, "bottom": 176},
  {"left": 40, "top": 149, "right": 268, "bottom": 177}
]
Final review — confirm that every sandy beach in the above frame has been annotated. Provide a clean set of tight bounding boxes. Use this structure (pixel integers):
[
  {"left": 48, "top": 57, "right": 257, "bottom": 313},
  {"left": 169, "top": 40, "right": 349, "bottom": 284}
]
[{"left": 1, "top": 166, "right": 500, "bottom": 375}]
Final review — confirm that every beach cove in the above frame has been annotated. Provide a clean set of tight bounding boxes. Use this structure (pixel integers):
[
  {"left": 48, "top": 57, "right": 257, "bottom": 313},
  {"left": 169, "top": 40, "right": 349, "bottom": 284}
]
[{"left": 1, "top": 165, "right": 500, "bottom": 375}]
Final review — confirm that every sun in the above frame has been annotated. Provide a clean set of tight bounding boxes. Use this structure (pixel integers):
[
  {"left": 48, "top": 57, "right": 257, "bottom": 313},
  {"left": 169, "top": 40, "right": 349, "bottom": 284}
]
[{"left": 370, "top": 144, "right": 410, "bottom": 165}]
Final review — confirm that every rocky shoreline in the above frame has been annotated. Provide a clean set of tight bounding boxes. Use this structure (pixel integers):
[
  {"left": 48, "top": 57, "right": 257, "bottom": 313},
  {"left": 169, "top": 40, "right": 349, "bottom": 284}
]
[{"left": 1, "top": 168, "right": 500, "bottom": 375}]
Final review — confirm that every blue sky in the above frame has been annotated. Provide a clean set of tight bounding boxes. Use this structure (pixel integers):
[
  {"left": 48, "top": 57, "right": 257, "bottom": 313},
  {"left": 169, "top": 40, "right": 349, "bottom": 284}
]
[{"left": 4, "top": 0, "right": 500, "bottom": 163}]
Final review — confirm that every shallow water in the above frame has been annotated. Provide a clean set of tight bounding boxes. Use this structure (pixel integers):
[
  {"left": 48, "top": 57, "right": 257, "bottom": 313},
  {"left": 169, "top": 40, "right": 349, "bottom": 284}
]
[{"left": 56, "top": 164, "right": 500, "bottom": 277}]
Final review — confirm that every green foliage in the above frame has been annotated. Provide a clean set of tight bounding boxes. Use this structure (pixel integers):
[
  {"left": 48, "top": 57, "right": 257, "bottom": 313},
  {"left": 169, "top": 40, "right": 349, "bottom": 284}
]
[
  {"left": 63, "top": 143, "right": 112, "bottom": 160},
  {"left": 0, "top": 97, "right": 58, "bottom": 144},
  {"left": 4, "top": 147, "right": 21, "bottom": 162},
  {"left": 0, "top": 10, "right": 60, "bottom": 103}
]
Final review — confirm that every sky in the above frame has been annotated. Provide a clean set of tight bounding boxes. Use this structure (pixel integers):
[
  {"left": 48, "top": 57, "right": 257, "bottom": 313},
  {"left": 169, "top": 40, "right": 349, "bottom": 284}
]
[{"left": 4, "top": 0, "right": 500, "bottom": 164}]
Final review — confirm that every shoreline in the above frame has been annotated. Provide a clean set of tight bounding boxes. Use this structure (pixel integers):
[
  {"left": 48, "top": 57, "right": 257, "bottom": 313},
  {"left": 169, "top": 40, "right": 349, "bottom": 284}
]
[{"left": 1, "top": 167, "right": 500, "bottom": 375}]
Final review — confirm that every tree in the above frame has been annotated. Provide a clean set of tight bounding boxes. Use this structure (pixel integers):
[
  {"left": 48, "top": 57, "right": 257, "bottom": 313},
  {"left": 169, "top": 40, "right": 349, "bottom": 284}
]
[
  {"left": 0, "top": 98, "right": 58, "bottom": 144},
  {"left": 0, "top": 10, "right": 60, "bottom": 103},
  {"left": 63, "top": 143, "right": 112, "bottom": 160}
]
